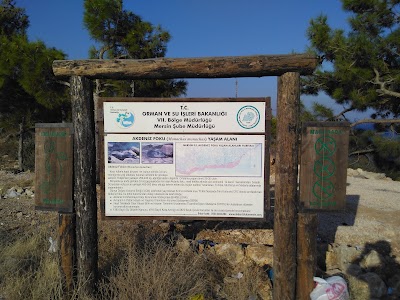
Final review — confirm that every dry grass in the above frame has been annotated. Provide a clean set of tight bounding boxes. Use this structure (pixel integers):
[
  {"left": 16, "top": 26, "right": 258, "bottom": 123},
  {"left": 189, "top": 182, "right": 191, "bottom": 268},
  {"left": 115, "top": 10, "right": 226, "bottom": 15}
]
[
  {"left": 99, "top": 239, "right": 209, "bottom": 299},
  {"left": 0, "top": 174, "right": 270, "bottom": 300},
  {"left": 0, "top": 226, "right": 63, "bottom": 300},
  {"left": 0, "top": 216, "right": 273, "bottom": 300},
  {"left": 96, "top": 223, "right": 231, "bottom": 300}
]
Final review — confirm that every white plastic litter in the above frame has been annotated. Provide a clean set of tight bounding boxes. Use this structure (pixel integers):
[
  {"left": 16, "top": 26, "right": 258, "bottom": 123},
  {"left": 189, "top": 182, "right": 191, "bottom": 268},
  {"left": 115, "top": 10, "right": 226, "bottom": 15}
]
[
  {"left": 48, "top": 237, "right": 57, "bottom": 253},
  {"left": 232, "top": 272, "right": 244, "bottom": 279},
  {"left": 310, "top": 276, "right": 349, "bottom": 300}
]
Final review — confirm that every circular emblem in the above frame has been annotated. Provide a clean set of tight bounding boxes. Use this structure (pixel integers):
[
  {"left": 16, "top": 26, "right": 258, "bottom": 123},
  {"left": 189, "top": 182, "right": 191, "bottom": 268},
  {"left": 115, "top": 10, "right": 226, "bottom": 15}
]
[
  {"left": 237, "top": 105, "right": 260, "bottom": 129},
  {"left": 312, "top": 179, "right": 335, "bottom": 201},
  {"left": 116, "top": 111, "right": 135, "bottom": 128},
  {"left": 313, "top": 157, "right": 336, "bottom": 179},
  {"left": 314, "top": 136, "right": 336, "bottom": 156}
]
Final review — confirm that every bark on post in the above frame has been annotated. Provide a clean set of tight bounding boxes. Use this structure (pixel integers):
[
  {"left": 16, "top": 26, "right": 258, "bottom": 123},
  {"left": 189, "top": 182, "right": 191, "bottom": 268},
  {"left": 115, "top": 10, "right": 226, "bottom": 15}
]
[
  {"left": 296, "top": 213, "right": 318, "bottom": 300},
  {"left": 59, "top": 213, "right": 76, "bottom": 298},
  {"left": 53, "top": 54, "right": 318, "bottom": 79},
  {"left": 18, "top": 117, "right": 25, "bottom": 171},
  {"left": 70, "top": 76, "right": 98, "bottom": 293},
  {"left": 273, "top": 72, "right": 300, "bottom": 300}
]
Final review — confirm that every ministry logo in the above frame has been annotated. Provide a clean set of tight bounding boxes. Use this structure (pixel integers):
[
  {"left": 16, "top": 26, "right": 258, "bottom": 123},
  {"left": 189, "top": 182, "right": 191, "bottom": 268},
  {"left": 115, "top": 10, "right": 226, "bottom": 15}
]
[
  {"left": 116, "top": 111, "right": 135, "bottom": 128},
  {"left": 236, "top": 106, "right": 260, "bottom": 129}
]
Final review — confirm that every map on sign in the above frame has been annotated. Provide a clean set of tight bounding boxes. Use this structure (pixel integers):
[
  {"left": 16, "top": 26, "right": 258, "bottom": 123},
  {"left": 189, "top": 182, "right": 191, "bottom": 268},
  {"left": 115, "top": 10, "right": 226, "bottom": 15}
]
[{"left": 175, "top": 143, "right": 262, "bottom": 177}]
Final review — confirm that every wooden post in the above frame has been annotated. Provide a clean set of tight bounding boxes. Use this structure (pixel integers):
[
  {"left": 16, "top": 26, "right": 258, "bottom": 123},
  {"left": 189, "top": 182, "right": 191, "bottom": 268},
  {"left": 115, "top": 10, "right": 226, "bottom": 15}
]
[
  {"left": 59, "top": 213, "right": 76, "bottom": 298},
  {"left": 273, "top": 72, "right": 300, "bottom": 300},
  {"left": 296, "top": 213, "right": 318, "bottom": 300},
  {"left": 70, "top": 76, "right": 98, "bottom": 293},
  {"left": 18, "top": 117, "right": 25, "bottom": 171}
]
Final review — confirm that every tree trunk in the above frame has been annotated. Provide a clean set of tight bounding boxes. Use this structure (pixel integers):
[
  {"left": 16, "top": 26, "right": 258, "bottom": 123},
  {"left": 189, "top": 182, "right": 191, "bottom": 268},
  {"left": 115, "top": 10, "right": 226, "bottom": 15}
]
[
  {"left": 273, "top": 72, "right": 300, "bottom": 300},
  {"left": 70, "top": 76, "right": 98, "bottom": 294}
]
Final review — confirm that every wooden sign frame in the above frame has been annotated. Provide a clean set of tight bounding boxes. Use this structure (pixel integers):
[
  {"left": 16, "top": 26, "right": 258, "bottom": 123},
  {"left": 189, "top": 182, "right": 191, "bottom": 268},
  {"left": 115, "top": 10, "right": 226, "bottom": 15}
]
[
  {"left": 97, "top": 97, "right": 271, "bottom": 221},
  {"left": 35, "top": 123, "right": 74, "bottom": 212}
]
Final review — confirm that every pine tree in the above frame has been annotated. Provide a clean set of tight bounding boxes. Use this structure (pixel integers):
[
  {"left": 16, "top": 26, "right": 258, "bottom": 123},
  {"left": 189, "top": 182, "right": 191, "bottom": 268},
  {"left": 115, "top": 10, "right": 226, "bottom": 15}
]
[
  {"left": 303, "top": 0, "right": 400, "bottom": 120},
  {"left": 303, "top": 0, "right": 400, "bottom": 179},
  {"left": 0, "top": 0, "right": 69, "bottom": 128},
  {"left": 83, "top": 0, "right": 187, "bottom": 97}
]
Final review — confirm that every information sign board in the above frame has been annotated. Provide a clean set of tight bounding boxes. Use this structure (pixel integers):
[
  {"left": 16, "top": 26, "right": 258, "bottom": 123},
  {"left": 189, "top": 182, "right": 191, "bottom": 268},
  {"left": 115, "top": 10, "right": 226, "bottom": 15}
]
[
  {"left": 105, "top": 134, "right": 265, "bottom": 218},
  {"left": 35, "top": 123, "right": 73, "bottom": 212},
  {"left": 299, "top": 122, "right": 350, "bottom": 210},
  {"left": 100, "top": 98, "right": 270, "bottom": 220}
]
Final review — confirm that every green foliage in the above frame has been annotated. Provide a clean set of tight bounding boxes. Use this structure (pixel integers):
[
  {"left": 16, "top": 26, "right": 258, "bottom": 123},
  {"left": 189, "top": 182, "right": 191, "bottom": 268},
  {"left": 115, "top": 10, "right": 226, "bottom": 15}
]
[
  {"left": 348, "top": 129, "right": 400, "bottom": 180},
  {"left": 0, "top": 0, "right": 28, "bottom": 37},
  {"left": 83, "top": 0, "right": 187, "bottom": 97},
  {"left": 0, "top": 0, "right": 69, "bottom": 129},
  {"left": 303, "top": 0, "right": 400, "bottom": 118}
]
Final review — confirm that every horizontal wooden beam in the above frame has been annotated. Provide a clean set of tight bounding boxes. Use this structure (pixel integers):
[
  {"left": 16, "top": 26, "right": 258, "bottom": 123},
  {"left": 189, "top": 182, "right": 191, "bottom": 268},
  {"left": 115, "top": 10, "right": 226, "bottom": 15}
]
[{"left": 52, "top": 54, "right": 318, "bottom": 79}]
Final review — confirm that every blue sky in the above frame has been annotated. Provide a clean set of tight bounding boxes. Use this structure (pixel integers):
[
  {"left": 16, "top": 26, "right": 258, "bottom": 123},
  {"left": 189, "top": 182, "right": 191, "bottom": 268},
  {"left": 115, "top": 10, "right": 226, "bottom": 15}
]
[{"left": 16, "top": 0, "right": 368, "bottom": 120}]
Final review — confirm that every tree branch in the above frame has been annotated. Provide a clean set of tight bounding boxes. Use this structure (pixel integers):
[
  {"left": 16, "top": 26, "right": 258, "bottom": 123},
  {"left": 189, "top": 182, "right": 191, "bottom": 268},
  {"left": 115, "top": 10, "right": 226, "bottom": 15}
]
[
  {"left": 99, "top": 45, "right": 113, "bottom": 60},
  {"left": 57, "top": 80, "right": 70, "bottom": 87},
  {"left": 349, "top": 149, "right": 375, "bottom": 156},
  {"left": 327, "top": 106, "right": 354, "bottom": 121},
  {"left": 372, "top": 68, "right": 400, "bottom": 98},
  {"left": 350, "top": 118, "right": 400, "bottom": 128}
]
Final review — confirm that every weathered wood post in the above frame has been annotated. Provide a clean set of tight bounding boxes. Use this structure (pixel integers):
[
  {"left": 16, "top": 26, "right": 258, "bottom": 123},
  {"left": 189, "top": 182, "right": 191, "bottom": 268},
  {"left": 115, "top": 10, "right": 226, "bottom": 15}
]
[
  {"left": 296, "top": 212, "right": 318, "bottom": 300},
  {"left": 18, "top": 116, "right": 25, "bottom": 171},
  {"left": 59, "top": 213, "right": 76, "bottom": 298},
  {"left": 273, "top": 72, "right": 300, "bottom": 300},
  {"left": 70, "top": 76, "right": 98, "bottom": 293}
]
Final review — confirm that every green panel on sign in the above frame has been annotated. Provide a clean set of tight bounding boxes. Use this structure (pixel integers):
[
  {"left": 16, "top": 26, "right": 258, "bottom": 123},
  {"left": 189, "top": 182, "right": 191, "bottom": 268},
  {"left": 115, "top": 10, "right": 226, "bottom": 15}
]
[
  {"left": 300, "top": 122, "right": 350, "bottom": 210},
  {"left": 35, "top": 123, "right": 73, "bottom": 213}
]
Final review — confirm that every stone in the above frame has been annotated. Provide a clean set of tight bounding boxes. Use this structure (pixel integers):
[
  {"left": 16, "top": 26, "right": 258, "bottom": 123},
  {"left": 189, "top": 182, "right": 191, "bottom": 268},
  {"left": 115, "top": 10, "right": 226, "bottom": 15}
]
[
  {"left": 357, "top": 272, "right": 387, "bottom": 298},
  {"left": 196, "top": 229, "right": 274, "bottom": 245},
  {"left": 332, "top": 244, "right": 362, "bottom": 271},
  {"left": 245, "top": 245, "right": 273, "bottom": 266},
  {"left": 360, "top": 250, "right": 382, "bottom": 269},
  {"left": 372, "top": 173, "right": 386, "bottom": 180},
  {"left": 325, "top": 249, "right": 339, "bottom": 270},
  {"left": 347, "top": 276, "right": 371, "bottom": 300},
  {"left": 347, "top": 168, "right": 359, "bottom": 177},
  {"left": 175, "top": 234, "right": 190, "bottom": 253},
  {"left": 158, "top": 222, "right": 171, "bottom": 231},
  {"left": 16, "top": 187, "right": 23, "bottom": 194},
  {"left": 16, "top": 211, "right": 23, "bottom": 218},
  {"left": 5, "top": 188, "right": 20, "bottom": 199},
  {"left": 24, "top": 189, "right": 34, "bottom": 197},
  {"left": 214, "top": 243, "right": 245, "bottom": 266}
]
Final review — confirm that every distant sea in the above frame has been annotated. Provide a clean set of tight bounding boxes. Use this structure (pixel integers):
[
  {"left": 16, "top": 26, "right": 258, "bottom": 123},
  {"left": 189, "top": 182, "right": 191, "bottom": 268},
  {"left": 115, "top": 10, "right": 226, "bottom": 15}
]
[
  {"left": 353, "top": 123, "right": 399, "bottom": 140},
  {"left": 353, "top": 123, "right": 375, "bottom": 130}
]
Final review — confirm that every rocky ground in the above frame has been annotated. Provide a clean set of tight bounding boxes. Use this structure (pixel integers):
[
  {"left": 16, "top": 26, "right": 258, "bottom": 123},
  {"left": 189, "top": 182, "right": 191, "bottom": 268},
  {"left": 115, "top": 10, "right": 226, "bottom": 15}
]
[{"left": 1, "top": 164, "right": 399, "bottom": 299}]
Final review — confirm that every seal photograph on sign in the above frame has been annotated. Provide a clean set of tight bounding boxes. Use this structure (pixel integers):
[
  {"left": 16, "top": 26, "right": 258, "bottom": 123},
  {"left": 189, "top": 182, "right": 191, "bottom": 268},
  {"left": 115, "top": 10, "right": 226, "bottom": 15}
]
[
  {"left": 236, "top": 105, "right": 260, "bottom": 129},
  {"left": 108, "top": 142, "right": 140, "bottom": 164},
  {"left": 142, "top": 143, "right": 173, "bottom": 164}
]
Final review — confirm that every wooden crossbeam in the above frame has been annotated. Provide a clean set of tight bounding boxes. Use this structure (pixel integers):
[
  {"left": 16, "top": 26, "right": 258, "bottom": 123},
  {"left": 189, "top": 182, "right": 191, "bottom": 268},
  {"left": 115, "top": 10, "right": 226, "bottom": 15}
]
[{"left": 53, "top": 54, "right": 318, "bottom": 79}]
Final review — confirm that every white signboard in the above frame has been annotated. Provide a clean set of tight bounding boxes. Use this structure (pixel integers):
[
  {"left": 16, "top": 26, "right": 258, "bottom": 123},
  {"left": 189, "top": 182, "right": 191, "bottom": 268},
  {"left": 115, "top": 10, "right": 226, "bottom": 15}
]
[
  {"left": 103, "top": 102, "right": 266, "bottom": 133},
  {"left": 105, "top": 134, "right": 265, "bottom": 218}
]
